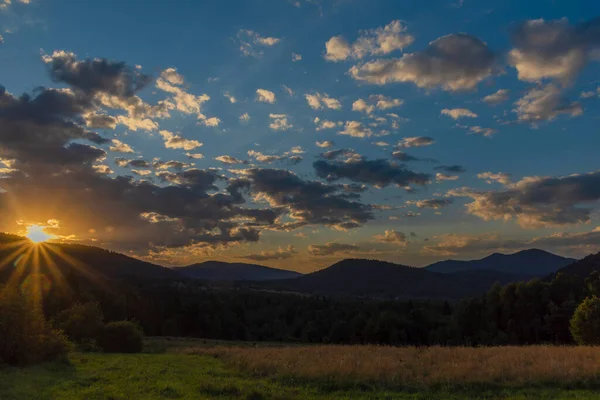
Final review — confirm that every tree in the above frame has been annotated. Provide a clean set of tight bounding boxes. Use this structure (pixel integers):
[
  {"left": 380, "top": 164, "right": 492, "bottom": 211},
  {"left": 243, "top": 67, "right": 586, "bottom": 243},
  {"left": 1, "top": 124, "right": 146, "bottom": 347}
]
[
  {"left": 53, "top": 302, "right": 104, "bottom": 344},
  {"left": 585, "top": 271, "right": 600, "bottom": 297},
  {"left": 570, "top": 296, "right": 600, "bottom": 345},
  {"left": 98, "top": 321, "right": 143, "bottom": 353}
]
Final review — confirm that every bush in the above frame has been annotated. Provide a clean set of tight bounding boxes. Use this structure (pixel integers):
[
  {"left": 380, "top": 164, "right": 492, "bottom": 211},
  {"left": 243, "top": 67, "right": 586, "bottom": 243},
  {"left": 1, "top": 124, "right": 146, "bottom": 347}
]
[
  {"left": 0, "top": 285, "right": 70, "bottom": 365},
  {"left": 53, "top": 302, "right": 104, "bottom": 344},
  {"left": 98, "top": 321, "right": 143, "bottom": 353},
  {"left": 570, "top": 296, "right": 600, "bottom": 345}
]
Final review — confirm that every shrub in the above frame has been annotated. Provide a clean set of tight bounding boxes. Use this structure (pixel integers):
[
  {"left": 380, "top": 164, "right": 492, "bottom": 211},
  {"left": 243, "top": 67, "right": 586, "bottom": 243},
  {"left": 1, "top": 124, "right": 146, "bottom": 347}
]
[
  {"left": 98, "top": 321, "right": 143, "bottom": 353},
  {"left": 570, "top": 296, "right": 600, "bottom": 345},
  {"left": 53, "top": 302, "right": 104, "bottom": 344},
  {"left": 0, "top": 285, "right": 70, "bottom": 365}
]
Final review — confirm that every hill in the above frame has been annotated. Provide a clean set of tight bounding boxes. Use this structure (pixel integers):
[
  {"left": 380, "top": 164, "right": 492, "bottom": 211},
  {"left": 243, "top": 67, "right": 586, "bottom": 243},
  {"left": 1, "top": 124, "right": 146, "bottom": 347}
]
[
  {"left": 177, "top": 261, "right": 302, "bottom": 281},
  {"left": 0, "top": 233, "right": 182, "bottom": 283},
  {"left": 259, "top": 258, "right": 526, "bottom": 299},
  {"left": 552, "top": 252, "right": 600, "bottom": 279},
  {"left": 425, "top": 249, "right": 575, "bottom": 276}
]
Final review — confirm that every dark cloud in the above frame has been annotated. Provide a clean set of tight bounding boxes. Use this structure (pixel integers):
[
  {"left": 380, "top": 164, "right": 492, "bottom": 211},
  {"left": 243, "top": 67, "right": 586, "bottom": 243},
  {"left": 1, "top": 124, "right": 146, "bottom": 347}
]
[
  {"left": 435, "top": 165, "right": 466, "bottom": 173},
  {"left": 449, "top": 170, "right": 600, "bottom": 228},
  {"left": 509, "top": 17, "right": 600, "bottom": 83},
  {"left": 43, "top": 51, "right": 151, "bottom": 98},
  {"left": 313, "top": 158, "right": 430, "bottom": 188},
  {"left": 231, "top": 168, "right": 374, "bottom": 231},
  {"left": 349, "top": 33, "right": 499, "bottom": 91}
]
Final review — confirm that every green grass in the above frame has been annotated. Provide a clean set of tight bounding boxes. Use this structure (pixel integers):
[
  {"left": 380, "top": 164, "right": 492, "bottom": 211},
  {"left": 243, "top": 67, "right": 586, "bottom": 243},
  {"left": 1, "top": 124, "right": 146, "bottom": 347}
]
[{"left": 0, "top": 346, "right": 599, "bottom": 399}]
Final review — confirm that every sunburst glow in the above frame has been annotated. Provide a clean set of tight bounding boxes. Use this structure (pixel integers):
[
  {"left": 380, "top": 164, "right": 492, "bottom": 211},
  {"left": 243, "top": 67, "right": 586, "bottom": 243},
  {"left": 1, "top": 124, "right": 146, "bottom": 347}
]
[{"left": 25, "top": 225, "right": 54, "bottom": 243}]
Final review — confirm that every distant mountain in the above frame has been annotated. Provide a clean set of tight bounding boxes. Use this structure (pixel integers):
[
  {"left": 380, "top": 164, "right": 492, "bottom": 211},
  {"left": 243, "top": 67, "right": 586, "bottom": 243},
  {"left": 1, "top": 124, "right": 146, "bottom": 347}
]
[
  {"left": 0, "top": 233, "right": 182, "bottom": 283},
  {"left": 177, "top": 261, "right": 302, "bottom": 281},
  {"left": 552, "top": 252, "right": 600, "bottom": 279},
  {"left": 425, "top": 249, "right": 575, "bottom": 276},
  {"left": 259, "top": 258, "right": 527, "bottom": 299}
]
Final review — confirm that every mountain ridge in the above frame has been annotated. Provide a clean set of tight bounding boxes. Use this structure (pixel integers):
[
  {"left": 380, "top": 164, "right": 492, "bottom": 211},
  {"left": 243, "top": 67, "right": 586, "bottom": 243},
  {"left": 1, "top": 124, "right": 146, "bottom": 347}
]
[{"left": 176, "top": 261, "right": 302, "bottom": 281}]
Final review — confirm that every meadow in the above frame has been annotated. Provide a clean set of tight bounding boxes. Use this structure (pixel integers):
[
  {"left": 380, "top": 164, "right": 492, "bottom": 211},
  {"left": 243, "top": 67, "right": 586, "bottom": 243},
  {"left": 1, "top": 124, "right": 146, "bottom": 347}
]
[{"left": 1, "top": 339, "right": 600, "bottom": 399}]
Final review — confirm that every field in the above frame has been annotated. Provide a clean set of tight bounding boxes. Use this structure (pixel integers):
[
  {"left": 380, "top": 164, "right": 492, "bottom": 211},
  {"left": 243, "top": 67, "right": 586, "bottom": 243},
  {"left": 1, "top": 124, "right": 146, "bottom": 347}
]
[{"left": 1, "top": 339, "right": 600, "bottom": 399}]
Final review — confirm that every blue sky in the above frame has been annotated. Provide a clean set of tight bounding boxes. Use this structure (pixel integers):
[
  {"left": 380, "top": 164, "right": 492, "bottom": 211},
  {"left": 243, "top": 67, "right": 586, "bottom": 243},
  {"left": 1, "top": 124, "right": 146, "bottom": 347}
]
[{"left": 1, "top": 0, "right": 600, "bottom": 271}]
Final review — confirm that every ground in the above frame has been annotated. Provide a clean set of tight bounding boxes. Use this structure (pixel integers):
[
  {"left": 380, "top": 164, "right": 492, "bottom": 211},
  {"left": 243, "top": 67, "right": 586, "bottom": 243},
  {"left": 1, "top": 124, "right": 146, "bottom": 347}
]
[{"left": 0, "top": 339, "right": 599, "bottom": 399}]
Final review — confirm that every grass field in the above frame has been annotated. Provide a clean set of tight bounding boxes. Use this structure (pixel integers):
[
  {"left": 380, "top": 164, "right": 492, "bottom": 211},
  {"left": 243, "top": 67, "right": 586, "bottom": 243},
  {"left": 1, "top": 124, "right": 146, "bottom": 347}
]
[{"left": 1, "top": 339, "right": 600, "bottom": 399}]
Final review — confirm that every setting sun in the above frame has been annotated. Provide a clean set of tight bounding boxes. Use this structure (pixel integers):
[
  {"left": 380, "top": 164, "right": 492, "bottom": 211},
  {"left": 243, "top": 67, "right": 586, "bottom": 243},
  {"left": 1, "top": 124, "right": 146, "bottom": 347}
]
[{"left": 26, "top": 225, "right": 53, "bottom": 244}]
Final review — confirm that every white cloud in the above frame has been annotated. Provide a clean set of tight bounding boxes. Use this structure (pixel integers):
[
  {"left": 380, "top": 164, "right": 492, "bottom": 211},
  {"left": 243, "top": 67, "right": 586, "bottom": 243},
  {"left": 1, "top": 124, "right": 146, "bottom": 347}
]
[
  {"left": 292, "top": 53, "right": 302, "bottom": 62},
  {"left": 237, "top": 29, "right": 281, "bottom": 57},
  {"left": 339, "top": 121, "right": 372, "bottom": 138},
  {"left": 305, "top": 93, "right": 341, "bottom": 110},
  {"left": 256, "top": 89, "right": 276, "bottom": 103},
  {"left": 186, "top": 153, "right": 204, "bottom": 159},
  {"left": 224, "top": 92, "right": 237, "bottom": 103},
  {"left": 477, "top": 172, "right": 512, "bottom": 185},
  {"left": 483, "top": 89, "right": 510, "bottom": 105},
  {"left": 201, "top": 117, "right": 221, "bottom": 127},
  {"left": 314, "top": 117, "right": 341, "bottom": 131},
  {"left": 109, "top": 139, "right": 134, "bottom": 153},
  {"left": 159, "top": 130, "right": 203, "bottom": 150},
  {"left": 269, "top": 114, "right": 292, "bottom": 131},
  {"left": 160, "top": 68, "right": 184, "bottom": 85},
  {"left": 468, "top": 126, "right": 497, "bottom": 137},
  {"left": 156, "top": 74, "right": 210, "bottom": 118},
  {"left": 441, "top": 108, "right": 478, "bottom": 119},
  {"left": 325, "top": 20, "right": 414, "bottom": 61},
  {"left": 316, "top": 140, "right": 334, "bottom": 148},
  {"left": 240, "top": 112, "right": 251, "bottom": 121},
  {"left": 215, "top": 155, "right": 247, "bottom": 165}
]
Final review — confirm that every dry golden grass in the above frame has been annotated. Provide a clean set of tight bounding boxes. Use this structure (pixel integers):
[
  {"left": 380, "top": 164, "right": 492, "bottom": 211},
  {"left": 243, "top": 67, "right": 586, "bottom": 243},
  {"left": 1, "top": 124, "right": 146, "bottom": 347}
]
[{"left": 184, "top": 345, "right": 600, "bottom": 389}]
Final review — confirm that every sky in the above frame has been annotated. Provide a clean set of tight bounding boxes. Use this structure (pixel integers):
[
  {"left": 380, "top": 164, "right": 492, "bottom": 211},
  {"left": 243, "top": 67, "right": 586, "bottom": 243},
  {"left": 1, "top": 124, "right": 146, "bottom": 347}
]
[{"left": 1, "top": 0, "right": 600, "bottom": 272}]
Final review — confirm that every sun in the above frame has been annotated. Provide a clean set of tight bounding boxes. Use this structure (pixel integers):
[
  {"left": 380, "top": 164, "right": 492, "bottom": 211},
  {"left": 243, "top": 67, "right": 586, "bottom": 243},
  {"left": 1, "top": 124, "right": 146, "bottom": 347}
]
[{"left": 25, "top": 225, "right": 54, "bottom": 243}]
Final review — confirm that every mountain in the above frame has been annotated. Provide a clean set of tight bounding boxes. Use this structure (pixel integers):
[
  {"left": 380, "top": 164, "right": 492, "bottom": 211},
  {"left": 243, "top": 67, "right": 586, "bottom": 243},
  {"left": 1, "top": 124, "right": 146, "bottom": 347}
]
[
  {"left": 552, "top": 252, "right": 600, "bottom": 279},
  {"left": 424, "top": 249, "right": 575, "bottom": 276},
  {"left": 0, "top": 233, "right": 182, "bottom": 283},
  {"left": 177, "top": 261, "right": 302, "bottom": 281},
  {"left": 259, "top": 258, "right": 526, "bottom": 299}
]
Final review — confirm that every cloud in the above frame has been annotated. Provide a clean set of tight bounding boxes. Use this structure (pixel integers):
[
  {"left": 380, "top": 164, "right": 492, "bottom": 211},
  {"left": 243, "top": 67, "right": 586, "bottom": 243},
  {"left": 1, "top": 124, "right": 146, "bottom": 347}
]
[
  {"left": 316, "top": 140, "right": 334, "bottom": 148},
  {"left": 159, "top": 130, "right": 203, "bottom": 150},
  {"left": 513, "top": 84, "right": 582, "bottom": 123},
  {"left": 477, "top": 171, "right": 512, "bottom": 185},
  {"left": 449, "top": 170, "right": 600, "bottom": 228},
  {"left": 392, "top": 151, "right": 420, "bottom": 162},
  {"left": 256, "top": 89, "right": 276, "bottom": 104},
  {"left": 282, "top": 85, "right": 294, "bottom": 96},
  {"left": 396, "top": 136, "right": 435, "bottom": 148},
  {"left": 215, "top": 155, "right": 248, "bottom": 165},
  {"left": 224, "top": 92, "right": 237, "bottom": 103},
  {"left": 349, "top": 33, "right": 498, "bottom": 91},
  {"left": 269, "top": 113, "right": 292, "bottom": 131},
  {"left": 314, "top": 117, "right": 341, "bottom": 131},
  {"left": 156, "top": 75, "right": 211, "bottom": 119},
  {"left": 239, "top": 245, "right": 297, "bottom": 261},
  {"left": 373, "top": 229, "right": 407, "bottom": 245},
  {"left": 424, "top": 228, "right": 600, "bottom": 257},
  {"left": 43, "top": 50, "right": 151, "bottom": 98},
  {"left": 240, "top": 112, "right": 251, "bottom": 121},
  {"left": 435, "top": 165, "right": 466, "bottom": 173},
  {"left": 292, "top": 53, "right": 302, "bottom": 62},
  {"left": 467, "top": 125, "right": 496, "bottom": 137},
  {"left": 324, "top": 20, "right": 414, "bottom": 61},
  {"left": 435, "top": 173, "right": 459, "bottom": 182},
  {"left": 408, "top": 198, "right": 453, "bottom": 209},
  {"left": 508, "top": 18, "right": 600, "bottom": 84},
  {"left": 247, "top": 149, "right": 301, "bottom": 164},
  {"left": 186, "top": 153, "right": 204, "bottom": 159},
  {"left": 339, "top": 121, "right": 373, "bottom": 138},
  {"left": 483, "top": 89, "right": 510, "bottom": 105},
  {"left": 201, "top": 117, "right": 221, "bottom": 127},
  {"left": 305, "top": 93, "right": 341, "bottom": 110},
  {"left": 237, "top": 29, "right": 281, "bottom": 57},
  {"left": 109, "top": 139, "right": 134, "bottom": 153},
  {"left": 308, "top": 242, "right": 360, "bottom": 256},
  {"left": 441, "top": 108, "right": 477, "bottom": 119},
  {"left": 160, "top": 68, "right": 184, "bottom": 85},
  {"left": 353, "top": 95, "right": 404, "bottom": 115},
  {"left": 232, "top": 168, "right": 374, "bottom": 231},
  {"left": 319, "top": 148, "right": 362, "bottom": 162},
  {"left": 313, "top": 158, "right": 430, "bottom": 188}
]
